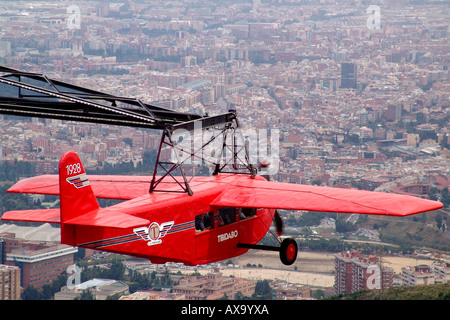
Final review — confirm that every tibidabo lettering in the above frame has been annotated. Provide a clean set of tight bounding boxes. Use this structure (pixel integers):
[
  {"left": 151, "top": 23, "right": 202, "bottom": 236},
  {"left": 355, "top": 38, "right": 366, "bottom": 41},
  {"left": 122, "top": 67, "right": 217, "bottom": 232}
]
[{"left": 217, "top": 230, "right": 238, "bottom": 242}]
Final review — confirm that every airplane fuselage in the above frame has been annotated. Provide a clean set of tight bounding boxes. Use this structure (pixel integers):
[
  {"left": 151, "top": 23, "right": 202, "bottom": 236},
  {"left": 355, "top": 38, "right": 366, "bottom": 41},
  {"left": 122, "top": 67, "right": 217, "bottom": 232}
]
[{"left": 63, "top": 175, "right": 274, "bottom": 266}]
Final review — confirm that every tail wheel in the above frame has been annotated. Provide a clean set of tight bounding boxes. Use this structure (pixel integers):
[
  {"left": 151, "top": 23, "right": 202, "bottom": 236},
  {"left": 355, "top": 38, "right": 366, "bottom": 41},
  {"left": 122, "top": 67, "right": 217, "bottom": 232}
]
[{"left": 279, "top": 238, "right": 298, "bottom": 266}]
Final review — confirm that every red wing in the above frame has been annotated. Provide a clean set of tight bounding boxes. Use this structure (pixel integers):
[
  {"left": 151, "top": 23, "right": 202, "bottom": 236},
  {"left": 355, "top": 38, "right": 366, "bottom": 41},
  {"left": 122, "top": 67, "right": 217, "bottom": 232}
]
[
  {"left": 212, "top": 179, "right": 443, "bottom": 216},
  {"left": 7, "top": 174, "right": 151, "bottom": 200},
  {"left": 2, "top": 209, "right": 60, "bottom": 224}
]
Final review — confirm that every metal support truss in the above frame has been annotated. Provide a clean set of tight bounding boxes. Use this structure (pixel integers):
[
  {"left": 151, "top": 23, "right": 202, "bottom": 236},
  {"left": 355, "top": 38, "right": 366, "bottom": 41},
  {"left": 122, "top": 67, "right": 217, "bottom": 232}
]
[
  {"left": 149, "top": 112, "right": 257, "bottom": 195},
  {"left": 149, "top": 126, "right": 194, "bottom": 195},
  {"left": 0, "top": 65, "right": 257, "bottom": 195},
  {"left": 210, "top": 114, "right": 256, "bottom": 176}
]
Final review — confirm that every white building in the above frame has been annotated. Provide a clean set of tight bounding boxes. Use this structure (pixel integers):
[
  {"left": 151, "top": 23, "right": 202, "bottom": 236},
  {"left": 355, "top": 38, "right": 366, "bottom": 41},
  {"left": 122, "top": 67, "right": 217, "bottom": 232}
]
[
  {"left": 401, "top": 265, "right": 434, "bottom": 286},
  {"left": 432, "top": 261, "right": 450, "bottom": 283},
  {"left": 54, "top": 278, "right": 129, "bottom": 300}
]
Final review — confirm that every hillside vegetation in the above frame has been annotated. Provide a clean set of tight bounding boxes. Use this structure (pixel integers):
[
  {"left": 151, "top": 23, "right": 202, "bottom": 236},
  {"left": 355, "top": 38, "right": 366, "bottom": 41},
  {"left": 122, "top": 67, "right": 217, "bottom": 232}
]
[
  {"left": 359, "top": 211, "right": 450, "bottom": 252},
  {"left": 329, "top": 283, "right": 450, "bottom": 300},
  {"left": 287, "top": 209, "right": 450, "bottom": 253}
]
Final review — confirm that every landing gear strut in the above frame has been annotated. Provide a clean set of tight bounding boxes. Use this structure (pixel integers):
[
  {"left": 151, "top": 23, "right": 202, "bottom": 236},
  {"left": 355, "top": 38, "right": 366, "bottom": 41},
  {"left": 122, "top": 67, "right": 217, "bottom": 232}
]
[
  {"left": 237, "top": 238, "right": 298, "bottom": 266},
  {"left": 236, "top": 209, "right": 298, "bottom": 265}
]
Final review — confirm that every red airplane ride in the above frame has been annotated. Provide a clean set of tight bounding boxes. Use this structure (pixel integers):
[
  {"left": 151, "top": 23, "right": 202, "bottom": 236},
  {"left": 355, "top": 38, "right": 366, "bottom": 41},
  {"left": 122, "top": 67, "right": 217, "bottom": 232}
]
[
  {"left": 1, "top": 151, "right": 443, "bottom": 266},
  {"left": 0, "top": 66, "right": 443, "bottom": 266}
]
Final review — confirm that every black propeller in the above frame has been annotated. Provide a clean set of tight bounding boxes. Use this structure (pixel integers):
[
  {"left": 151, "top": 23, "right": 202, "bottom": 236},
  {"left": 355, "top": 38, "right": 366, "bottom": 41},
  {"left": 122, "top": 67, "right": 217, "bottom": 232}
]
[{"left": 273, "top": 210, "right": 283, "bottom": 235}]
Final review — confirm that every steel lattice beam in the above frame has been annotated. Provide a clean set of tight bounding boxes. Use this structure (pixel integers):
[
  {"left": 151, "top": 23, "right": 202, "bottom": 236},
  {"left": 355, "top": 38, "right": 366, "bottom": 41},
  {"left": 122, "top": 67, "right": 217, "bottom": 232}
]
[{"left": 0, "top": 65, "right": 203, "bottom": 128}]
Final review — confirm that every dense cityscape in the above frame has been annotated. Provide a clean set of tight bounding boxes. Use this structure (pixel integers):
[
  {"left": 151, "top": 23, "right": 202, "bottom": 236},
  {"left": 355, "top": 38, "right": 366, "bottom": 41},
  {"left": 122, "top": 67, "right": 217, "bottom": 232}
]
[{"left": 0, "top": 0, "right": 449, "bottom": 301}]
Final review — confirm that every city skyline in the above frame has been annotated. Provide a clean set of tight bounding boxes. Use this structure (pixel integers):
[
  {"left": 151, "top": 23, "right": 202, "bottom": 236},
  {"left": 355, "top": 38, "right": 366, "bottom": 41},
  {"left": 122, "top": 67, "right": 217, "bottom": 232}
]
[
  {"left": 0, "top": 0, "right": 448, "bottom": 196},
  {"left": 0, "top": 0, "right": 448, "bottom": 300}
]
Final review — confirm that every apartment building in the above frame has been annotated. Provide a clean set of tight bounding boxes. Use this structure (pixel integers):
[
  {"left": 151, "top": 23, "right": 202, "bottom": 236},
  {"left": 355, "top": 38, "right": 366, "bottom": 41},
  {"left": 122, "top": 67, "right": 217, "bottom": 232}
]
[
  {"left": 432, "top": 261, "right": 450, "bottom": 283},
  {"left": 0, "top": 264, "right": 21, "bottom": 300},
  {"left": 1, "top": 233, "right": 77, "bottom": 291},
  {"left": 401, "top": 265, "right": 435, "bottom": 286},
  {"left": 401, "top": 263, "right": 450, "bottom": 286},
  {"left": 6, "top": 244, "right": 78, "bottom": 291},
  {"left": 334, "top": 250, "right": 393, "bottom": 295},
  {"left": 340, "top": 62, "right": 357, "bottom": 89}
]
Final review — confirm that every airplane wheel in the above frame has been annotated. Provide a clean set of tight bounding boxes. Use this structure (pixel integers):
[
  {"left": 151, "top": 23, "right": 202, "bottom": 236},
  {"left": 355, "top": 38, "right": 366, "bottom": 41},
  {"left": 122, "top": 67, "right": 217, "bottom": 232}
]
[{"left": 280, "top": 238, "right": 298, "bottom": 265}]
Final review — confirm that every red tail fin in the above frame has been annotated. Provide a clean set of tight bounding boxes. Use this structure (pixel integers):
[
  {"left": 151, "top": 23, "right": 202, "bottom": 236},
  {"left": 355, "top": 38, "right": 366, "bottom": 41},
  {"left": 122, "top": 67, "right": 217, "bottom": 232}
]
[{"left": 59, "top": 151, "right": 99, "bottom": 229}]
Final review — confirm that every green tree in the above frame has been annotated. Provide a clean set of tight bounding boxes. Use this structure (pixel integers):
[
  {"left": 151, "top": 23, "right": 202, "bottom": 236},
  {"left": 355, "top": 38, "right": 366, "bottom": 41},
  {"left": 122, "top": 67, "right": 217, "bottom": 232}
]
[
  {"left": 441, "top": 188, "right": 450, "bottom": 208},
  {"left": 22, "top": 286, "right": 40, "bottom": 300},
  {"left": 75, "top": 289, "right": 96, "bottom": 300},
  {"left": 109, "top": 260, "right": 125, "bottom": 280},
  {"left": 74, "top": 247, "right": 86, "bottom": 261},
  {"left": 253, "top": 280, "right": 272, "bottom": 299},
  {"left": 41, "top": 284, "right": 54, "bottom": 300},
  {"left": 312, "top": 289, "right": 325, "bottom": 299},
  {"left": 336, "top": 218, "right": 357, "bottom": 233},
  {"left": 52, "top": 273, "right": 68, "bottom": 294},
  {"left": 436, "top": 214, "right": 443, "bottom": 230}
]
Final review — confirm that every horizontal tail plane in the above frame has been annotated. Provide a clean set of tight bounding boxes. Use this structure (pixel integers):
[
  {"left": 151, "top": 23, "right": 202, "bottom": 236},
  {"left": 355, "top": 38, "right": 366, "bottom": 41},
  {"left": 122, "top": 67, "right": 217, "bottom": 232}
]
[{"left": 2, "top": 208, "right": 61, "bottom": 224}]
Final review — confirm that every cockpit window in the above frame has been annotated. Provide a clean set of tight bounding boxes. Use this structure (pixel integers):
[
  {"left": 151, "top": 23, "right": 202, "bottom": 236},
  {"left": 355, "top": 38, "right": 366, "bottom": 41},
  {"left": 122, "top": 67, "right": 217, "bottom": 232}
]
[
  {"left": 195, "top": 211, "right": 213, "bottom": 232},
  {"left": 239, "top": 207, "right": 256, "bottom": 219},
  {"left": 218, "top": 207, "right": 235, "bottom": 226}
]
